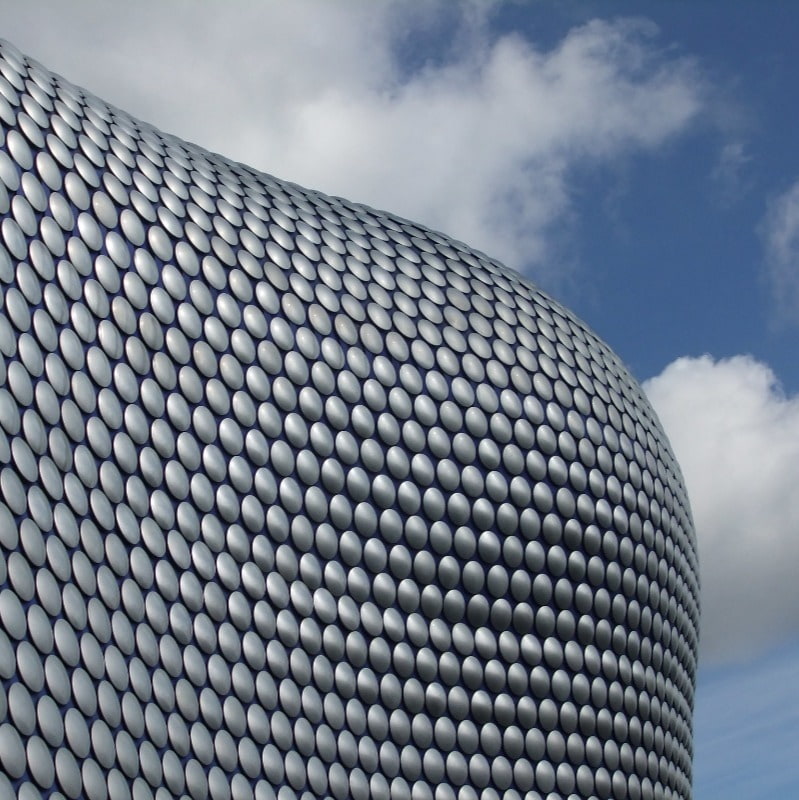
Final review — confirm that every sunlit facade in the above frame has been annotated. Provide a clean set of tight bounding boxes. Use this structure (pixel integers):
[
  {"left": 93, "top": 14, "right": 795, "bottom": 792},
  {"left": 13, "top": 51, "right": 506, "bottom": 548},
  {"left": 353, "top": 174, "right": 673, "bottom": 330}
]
[{"left": 0, "top": 39, "right": 699, "bottom": 800}]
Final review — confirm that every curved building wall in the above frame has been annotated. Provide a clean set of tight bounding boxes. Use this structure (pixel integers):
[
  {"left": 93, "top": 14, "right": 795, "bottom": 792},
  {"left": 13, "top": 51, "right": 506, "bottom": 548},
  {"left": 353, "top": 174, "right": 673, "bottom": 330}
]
[{"left": 0, "top": 38, "right": 699, "bottom": 800}]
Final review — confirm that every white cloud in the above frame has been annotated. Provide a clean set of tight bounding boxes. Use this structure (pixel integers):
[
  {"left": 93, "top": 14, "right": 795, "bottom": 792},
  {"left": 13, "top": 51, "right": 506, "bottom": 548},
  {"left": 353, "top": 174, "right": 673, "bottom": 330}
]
[
  {"left": 644, "top": 355, "right": 799, "bottom": 663},
  {"left": 1, "top": 2, "right": 705, "bottom": 278},
  {"left": 711, "top": 140, "right": 751, "bottom": 205},
  {"left": 762, "top": 179, "right": 799, "bottom": 323}
]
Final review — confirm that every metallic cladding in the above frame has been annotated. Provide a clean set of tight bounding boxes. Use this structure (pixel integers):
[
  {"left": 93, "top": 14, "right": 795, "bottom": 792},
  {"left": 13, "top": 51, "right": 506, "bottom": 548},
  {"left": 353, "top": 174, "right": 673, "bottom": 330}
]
[{"left": 0, "top": 38, "right": 699, "bottom": 800}]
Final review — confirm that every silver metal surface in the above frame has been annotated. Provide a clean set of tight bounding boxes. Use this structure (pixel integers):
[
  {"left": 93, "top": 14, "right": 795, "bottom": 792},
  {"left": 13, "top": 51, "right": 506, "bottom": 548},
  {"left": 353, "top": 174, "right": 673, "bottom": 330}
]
[{"left": 0, "top": 36, "right": 699, "bottom": 800}]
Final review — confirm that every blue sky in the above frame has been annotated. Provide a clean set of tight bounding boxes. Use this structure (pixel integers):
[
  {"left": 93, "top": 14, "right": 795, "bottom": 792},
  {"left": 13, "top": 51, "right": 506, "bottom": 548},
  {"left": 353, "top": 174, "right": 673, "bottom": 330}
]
[
  {"left": 515, "top": 1, "right": 799, "bottom": 393},
  {"left": 2, "top": 2, "right": 798, "bottom": 796}
]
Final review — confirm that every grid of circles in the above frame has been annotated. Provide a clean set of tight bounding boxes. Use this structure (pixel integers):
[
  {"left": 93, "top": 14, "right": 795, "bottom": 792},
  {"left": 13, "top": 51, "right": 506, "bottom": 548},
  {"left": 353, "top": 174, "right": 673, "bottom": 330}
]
[{"left": 0, "top": 37, "right": 699, "bottom": 800}]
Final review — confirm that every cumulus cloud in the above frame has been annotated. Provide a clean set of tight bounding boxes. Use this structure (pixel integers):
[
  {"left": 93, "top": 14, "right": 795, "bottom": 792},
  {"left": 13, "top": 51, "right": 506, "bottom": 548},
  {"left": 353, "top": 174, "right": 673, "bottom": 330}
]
[
  {"left": 1, "top": 1, "right": 705, "bottom": 277},
  {"left": 644, "top": 355, "right": 799, "bottom": 663},
  {"left": 761, "top": 179, "right": 799, "bottom": 323}
]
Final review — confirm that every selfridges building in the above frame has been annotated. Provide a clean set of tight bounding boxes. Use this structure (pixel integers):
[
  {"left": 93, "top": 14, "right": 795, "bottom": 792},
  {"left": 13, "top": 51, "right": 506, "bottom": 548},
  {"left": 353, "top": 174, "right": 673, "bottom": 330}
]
[{"left": 0, "top": 38, "right": 700, "bottom": 800}]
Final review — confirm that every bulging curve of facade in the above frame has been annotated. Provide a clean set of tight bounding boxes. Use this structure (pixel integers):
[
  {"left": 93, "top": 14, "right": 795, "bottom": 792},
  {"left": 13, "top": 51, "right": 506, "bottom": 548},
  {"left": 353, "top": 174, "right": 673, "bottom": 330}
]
[{"left": 0, "top": 38, "right": 699, "bottom": 800}]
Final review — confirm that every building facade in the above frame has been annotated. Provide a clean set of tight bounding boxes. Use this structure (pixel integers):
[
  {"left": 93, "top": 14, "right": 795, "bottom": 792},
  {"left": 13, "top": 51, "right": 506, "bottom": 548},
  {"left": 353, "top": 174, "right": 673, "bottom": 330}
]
[{"left": 0, "top": 39, "right": 699, "bottom": 800}]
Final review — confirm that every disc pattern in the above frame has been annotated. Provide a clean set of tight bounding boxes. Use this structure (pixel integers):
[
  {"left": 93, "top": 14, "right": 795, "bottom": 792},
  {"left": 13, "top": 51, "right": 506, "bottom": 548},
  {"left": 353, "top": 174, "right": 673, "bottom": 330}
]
[{"left": 0, "top": 38, "right": 699, "bottom": 800}]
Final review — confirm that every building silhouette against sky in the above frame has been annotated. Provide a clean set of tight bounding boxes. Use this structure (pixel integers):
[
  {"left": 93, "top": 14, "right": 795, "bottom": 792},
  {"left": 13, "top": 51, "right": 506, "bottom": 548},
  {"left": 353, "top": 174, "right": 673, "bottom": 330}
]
[{"left": 0, "top": 38, "right": 699, "bottom": 800}]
